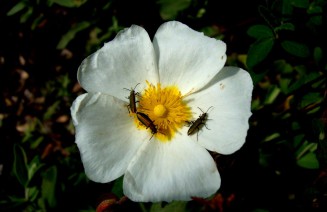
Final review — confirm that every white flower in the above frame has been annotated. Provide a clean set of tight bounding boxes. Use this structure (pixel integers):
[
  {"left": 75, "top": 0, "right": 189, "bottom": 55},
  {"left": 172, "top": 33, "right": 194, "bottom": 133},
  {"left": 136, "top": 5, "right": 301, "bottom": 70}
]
[{"left": 71, "top": 21, "right": 253, "bottom": 202}]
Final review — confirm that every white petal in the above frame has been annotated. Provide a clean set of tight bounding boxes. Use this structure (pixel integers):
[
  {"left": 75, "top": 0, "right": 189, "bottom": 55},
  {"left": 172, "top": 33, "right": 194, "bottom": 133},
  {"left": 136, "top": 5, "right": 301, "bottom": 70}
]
[
  {"left": 123, "top": 132, "right": 220, "bottom": 202},
  {"left": 78, "top": 25, "right": 158, "bottom": 99},
  {"left": 185, "top": 67, "right": 253, "bottom": 155},
  {"left": 71, "top": 93, "right": 148, "bottom": 183},
  {"left": 71, "top": 93, "right": 88, "bottom": 126},
  {"left": 153, "top": 21, "right": 226, "bottom": 95}
]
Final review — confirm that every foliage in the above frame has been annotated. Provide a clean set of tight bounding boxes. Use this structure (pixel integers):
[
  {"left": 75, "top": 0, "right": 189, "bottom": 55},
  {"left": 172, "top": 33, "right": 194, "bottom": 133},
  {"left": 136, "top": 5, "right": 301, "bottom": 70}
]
[{"left": 0, "top": 0, "right": 326, "bottom": 211}]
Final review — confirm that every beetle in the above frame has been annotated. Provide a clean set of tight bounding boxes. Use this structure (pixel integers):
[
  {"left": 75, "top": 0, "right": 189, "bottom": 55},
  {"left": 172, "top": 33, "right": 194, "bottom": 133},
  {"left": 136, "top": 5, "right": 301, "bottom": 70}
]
[
  {"left": 124, "top": 83, "right": 140, "bottom": 114},
  {"left": 187, "top": 106, "right": 213, "bottom": 140},
  {"left": 136, "top": 112, "right": 157, "bottom": 140}
]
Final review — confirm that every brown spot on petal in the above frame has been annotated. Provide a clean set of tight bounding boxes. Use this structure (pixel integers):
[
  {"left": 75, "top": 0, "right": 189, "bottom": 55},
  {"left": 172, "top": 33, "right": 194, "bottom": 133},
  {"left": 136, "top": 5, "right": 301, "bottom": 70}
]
[{"left": 220, "top": 83, "right": 225, "bottom": 90}]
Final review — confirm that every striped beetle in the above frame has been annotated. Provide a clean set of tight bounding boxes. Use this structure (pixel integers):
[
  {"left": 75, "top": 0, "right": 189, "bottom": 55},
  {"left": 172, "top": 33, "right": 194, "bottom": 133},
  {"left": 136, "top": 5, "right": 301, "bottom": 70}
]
[
  {"left": 136, "top": 112, "right": 157, "bottom": 140},
  {"left": 187, "top": 106, "right": 213, "bottom": 140},
  {"left": 124, "top": 83, "right": 140, "bottom": 114}
]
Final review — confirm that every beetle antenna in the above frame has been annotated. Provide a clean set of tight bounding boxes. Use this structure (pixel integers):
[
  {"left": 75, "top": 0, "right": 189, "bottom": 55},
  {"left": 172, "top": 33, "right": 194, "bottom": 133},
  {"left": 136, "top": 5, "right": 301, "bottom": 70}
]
[
  {"left": 206, "top": 106, "right": 214, "bottom": 113},
  {"left": 133, "top": 83, "right": 140, "bottom": 90},
  {"left": 197, "top": 107, "right": 205, "bottom": 113}
]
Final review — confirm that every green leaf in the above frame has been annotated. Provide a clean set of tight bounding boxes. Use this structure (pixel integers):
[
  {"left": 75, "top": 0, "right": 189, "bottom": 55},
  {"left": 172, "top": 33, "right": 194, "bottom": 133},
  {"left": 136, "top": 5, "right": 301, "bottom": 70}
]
[
  {"left": 31, "top": 14, "right": 45, "bottom": 30},
  {"left": 7, "top": 2, "right": 27, "bottom": 16},
  {"left": 246, "top": 38, "right": 274, "bottom": 69},
  {"left": 51, "top": 0, "right": 87, "bottom": 8},
  {"left": 264, "top": 85, "right": 281, "bottom": 104},
  {"left": 263, "top": 133, "right": 281, "bottom": 142},
  {"left": 20, "top": 7, "right": 33, "bottom": 24},
  {"left": 30, "top": 136, "right": 44, "bottom": 149},
  {"left": 281, "top": 40, "right": 310, "bottom": 57},
  {"left": 293, "top": 134, "right": 305, "bottom": 147},
  {"left": 27, "top": 187, "right": 39, "bottom": 202},
  {"left": 296, "top": 141, "right": 319, "bottom": 169},
  {"left": 13, "top": 144, "right": 29, "bottom": 187},
  {"left": 150, "top": 201, "right": 187, "bottom": 212},
  {"left": 317, "top": 128, "right": 327, "bottom": 167},
  {"left": 273, "top": 60, "right": 294, "bottom": 93},
  {"left": 273, "top": 60, "right": 293, "bottom": 74},
  {"left": 282, "top": 0, "right": 293, "bottom": 15},
  {"left": 248, "top": 69, "right": 268, "bottom": 85},
  {"left": 247, "top": 25, "right": 274, "bottom": 39},
  {"left": 279, "top": 78, "right": 292, "bottom": 93},
  {"left": 27, "top": 156, "right": 44, "bottom": 185},
  {"left": 252, "top": 209, "right": 270, "bottom": 212},
  {"left": 274, "top": 23, "right": 295, "bottom": 32},
  {"left": 287, "top": 66, "right": 321, "bottom": 94},
  {"left": 196, "top": 8, "right": 206, "bottom": 18},
  {"left": 56, "top": 21, "right": 91, "bottom": 49},
  {"left": 300, "top": 92, "right": 322, "bottom": 108},
  {"left": 201, "top": 26, "right": 223, "bottom": 39},
  {"left": 0, "top": 199, "right": 25, "bottom": 210},
  {"left": 307, "top": 4, "right": 322, "bottom": 14},
  {"left": 7, "top": 195, "right": 27, "bottom": 205},
  {"left": 43, "top": 101, "right": 60, "bottom": 120},
  {"left": 313, "top": 47, "right": 322, "bottom": 64},
  {"left": 307, "top": 5, "right": 322, "bottom": 25},
  {"left": 111, "top": 176, "right": 123, "bottom": 198},
  {"left": 292, "top": 0, "right": 310, "bottom": 8},
  {"left": 157, "top": 0, "right": 191, "bottom": 20},
  {"left": 251, "top": 98, "right": 261, "bottom": 111},
  {"left": 41, "top": 166, "right": 57, "bottom": 208},
  {"left": 297, "top": 152, "right": 319, "bottom": 169}
]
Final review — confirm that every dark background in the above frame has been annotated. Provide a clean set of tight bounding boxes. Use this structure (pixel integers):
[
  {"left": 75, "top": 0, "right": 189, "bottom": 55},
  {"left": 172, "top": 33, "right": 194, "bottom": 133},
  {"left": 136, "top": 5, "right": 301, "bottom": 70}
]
[{"left": 0, "top": 0, "right": 326, "bottom": 211}]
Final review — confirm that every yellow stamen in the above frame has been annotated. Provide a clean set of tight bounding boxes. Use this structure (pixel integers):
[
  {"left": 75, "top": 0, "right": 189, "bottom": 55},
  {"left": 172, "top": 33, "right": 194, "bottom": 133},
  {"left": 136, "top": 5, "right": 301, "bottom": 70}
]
[{"left": 135, "top": 81, "right": 192, "bottom": 142}]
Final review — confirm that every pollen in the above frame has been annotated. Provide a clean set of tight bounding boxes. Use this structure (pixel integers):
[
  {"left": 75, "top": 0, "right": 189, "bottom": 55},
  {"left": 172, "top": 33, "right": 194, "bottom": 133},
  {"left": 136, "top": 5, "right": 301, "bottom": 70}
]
[{"left": 136, "top": 82, "right": 192, "bottom": 142}]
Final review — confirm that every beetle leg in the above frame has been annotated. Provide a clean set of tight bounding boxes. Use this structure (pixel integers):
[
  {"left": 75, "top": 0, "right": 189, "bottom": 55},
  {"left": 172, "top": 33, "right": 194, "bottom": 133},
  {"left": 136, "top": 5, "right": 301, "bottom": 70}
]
[
  {"left": 204, "top": 123, "right": 210, "bottom": 130},
  {"left": 185, "top": 120, "right": 194, "bottom": 127}
]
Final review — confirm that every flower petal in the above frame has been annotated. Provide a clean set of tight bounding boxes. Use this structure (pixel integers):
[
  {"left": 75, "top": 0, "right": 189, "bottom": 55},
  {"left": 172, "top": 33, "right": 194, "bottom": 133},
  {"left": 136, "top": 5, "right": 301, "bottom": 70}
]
[
  {"left": 123, "top": 132, "right": 220, "bottom": 202},
  {"left": 185, "top": 67, "right": 253, "bottom": 155},
  {"left": 71, "top": 93, "right": 148, "bottom": 183},
  {"left": 78, "top": 25, "right": 158, "bottom": 99},
  {"left": 153, "top": 21, "right": 226, "bottom": 95}
]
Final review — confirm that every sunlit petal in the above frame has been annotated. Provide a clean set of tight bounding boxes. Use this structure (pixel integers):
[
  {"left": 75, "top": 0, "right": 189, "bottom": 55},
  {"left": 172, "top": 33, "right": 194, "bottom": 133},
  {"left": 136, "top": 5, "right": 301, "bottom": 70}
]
[
  {"left": 78, "top": 25, "right": 158, "bottom": 100},
  {"left": 153, "top": 21, "right": 226, "bottom": 95},
  {"left": 71, "top": 93, "right": 147, "bottom": 182},
  {"left": 185, "top": 67, "right": 253, "bottom": 154},
  {"left": 123, "top": 131, "right": 220, "bottom": 202}
]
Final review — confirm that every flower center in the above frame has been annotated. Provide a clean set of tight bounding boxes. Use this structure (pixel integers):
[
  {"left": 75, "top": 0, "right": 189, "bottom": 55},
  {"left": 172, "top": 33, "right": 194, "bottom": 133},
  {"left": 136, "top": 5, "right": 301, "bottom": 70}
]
[
  {"left": 153, "top": 104, "right": 167, "bottom": 117},
  {"left": 135, "top": 82, "right": 192, "bottom": 142}
]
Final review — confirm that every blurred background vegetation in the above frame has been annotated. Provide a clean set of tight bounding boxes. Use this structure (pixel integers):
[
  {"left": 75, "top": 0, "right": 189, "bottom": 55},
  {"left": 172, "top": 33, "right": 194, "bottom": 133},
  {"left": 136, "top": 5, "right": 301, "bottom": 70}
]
[{"left": 0, "top": 0, "right": 326, "bottom": 211}]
